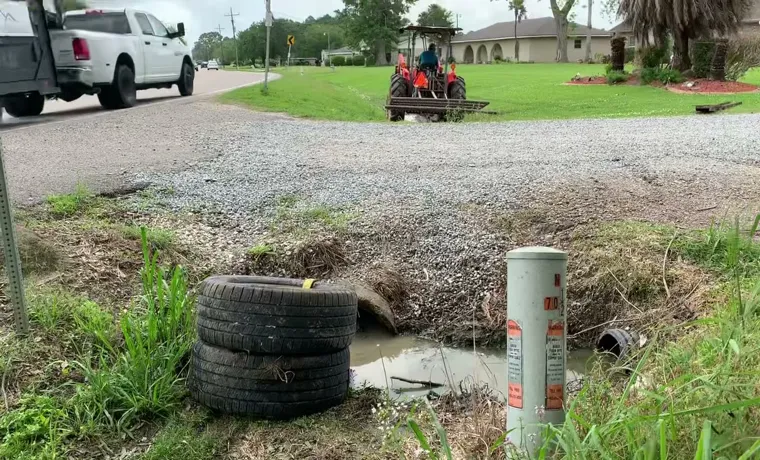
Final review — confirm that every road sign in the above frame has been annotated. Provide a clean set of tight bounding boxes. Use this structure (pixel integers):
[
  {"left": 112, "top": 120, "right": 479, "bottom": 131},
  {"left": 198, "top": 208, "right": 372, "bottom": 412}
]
[
  {"left": 265, "top": 11, "right": 273, "bottom": 27},
  {"left": 287, "top": 35, "right": 295, "bottom": 46}
]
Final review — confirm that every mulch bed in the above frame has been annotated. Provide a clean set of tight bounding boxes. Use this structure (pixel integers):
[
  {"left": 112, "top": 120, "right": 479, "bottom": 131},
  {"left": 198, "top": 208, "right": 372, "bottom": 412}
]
[
  {"left": 566, "top": 75, "right": 759, "bottom": 94},
  {"left": 666, "top": 79, "right": 759, "bottom": 94}
]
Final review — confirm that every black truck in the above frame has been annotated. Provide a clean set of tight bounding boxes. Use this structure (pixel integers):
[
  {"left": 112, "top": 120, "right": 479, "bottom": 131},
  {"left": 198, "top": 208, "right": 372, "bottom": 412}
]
[{"left": 0, "top": 0, "right": 61, "bottom": 118}]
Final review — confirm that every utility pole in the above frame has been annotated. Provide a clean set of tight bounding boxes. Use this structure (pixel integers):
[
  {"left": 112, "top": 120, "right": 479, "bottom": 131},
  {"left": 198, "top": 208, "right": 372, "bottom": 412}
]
[
  {"left": 264, "top": 0, "right": 272, "bottom": 92},
  {"left": 456, "top": 14, "right": 462, "bottom": 28},
  {"left": 215, "top": 24, "right": 225, "bottom": 67},
  {"left": 225, "top": 7, "right": 240, "bottom": 67}
]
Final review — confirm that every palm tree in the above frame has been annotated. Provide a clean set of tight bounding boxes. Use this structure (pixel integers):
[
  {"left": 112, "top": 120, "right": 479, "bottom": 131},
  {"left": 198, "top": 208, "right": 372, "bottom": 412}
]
[
  {"left": 618, "top": 0, "right": 752, "bottom": 70},
  {"left": 508, "top": 0, "right": 528, "bottom": 61}
]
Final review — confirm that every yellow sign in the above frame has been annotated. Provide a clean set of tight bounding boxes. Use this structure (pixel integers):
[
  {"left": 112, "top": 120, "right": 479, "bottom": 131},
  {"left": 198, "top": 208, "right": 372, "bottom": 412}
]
[{"left": 287, "top": 35, "right": 295, "bottom": 46}]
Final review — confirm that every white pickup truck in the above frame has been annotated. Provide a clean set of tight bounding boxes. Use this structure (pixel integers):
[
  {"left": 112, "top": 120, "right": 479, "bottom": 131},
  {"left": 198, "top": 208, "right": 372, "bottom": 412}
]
[{"left": 3, "top": 7, "right": 195, "bottom": 117}]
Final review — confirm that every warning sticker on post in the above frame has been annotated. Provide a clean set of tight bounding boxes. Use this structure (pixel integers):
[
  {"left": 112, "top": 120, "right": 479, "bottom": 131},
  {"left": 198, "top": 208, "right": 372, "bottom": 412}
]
[
  {"left": 507, "top": 320, "right": 523, "bottom": 409},
  {"left": 545, "top": 320, "right": 564, "bottom": 410}
]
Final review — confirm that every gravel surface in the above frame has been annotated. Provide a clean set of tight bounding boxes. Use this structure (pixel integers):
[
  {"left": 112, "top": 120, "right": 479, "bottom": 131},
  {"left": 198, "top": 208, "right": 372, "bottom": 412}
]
[{"left": 126, "top": 106, "right": 760, "bottom": 344}]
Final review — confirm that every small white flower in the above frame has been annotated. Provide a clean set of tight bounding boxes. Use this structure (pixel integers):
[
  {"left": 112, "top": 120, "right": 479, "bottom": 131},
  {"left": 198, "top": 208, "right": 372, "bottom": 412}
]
[{"left": 371, "top": 407, "right": 376, "bottom": 414}]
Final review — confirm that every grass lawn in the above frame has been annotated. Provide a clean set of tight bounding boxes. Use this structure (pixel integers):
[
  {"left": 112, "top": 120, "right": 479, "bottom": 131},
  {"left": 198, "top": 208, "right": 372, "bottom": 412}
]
[{"left": 220, "top": 64, "right": 760, "bottom": 122}]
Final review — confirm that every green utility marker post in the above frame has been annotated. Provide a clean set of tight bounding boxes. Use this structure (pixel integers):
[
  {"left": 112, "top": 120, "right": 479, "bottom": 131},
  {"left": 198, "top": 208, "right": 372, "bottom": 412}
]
[{"left": 0, "top": 139, "right": 28, "bottom": 335}]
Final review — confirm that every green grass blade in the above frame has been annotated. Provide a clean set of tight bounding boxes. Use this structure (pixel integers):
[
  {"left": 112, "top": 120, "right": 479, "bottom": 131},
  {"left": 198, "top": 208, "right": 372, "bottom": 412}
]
[
  {"left": 694, "top": 420, "right": 712, "bottom": 460},
  {"left": 738, "top": 439, "right": 760, "bottom": 460},
  {"left": 407, "top": 418, "right": 435, "bottom": 459}
]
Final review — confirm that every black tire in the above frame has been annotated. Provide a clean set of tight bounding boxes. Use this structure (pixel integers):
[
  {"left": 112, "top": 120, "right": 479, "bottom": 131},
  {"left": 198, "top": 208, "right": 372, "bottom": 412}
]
[
  {"left": 3, "top": 92, "right": 44, "bottom": 117},
  {"left": 449, "top": 76, "right": 466, "bottom": 100},
  {"left": 178, "top": 61, "right": 195, "bottom": 96},
  {"left": 446, "top": 76, "right": 467, "bottom": 122},
  {"left": 100, "top": 64, "right": 137, "bottom": 110},
  {"left": 196, "top": 276, "right": 358, "bottom": 355},
  {"left": 387, "top": 74, "right": 409, "bottom": 122},
  {"left": 190, "top": 341, "right": 350, "bottom": 418},
  {"left": 97, "top": 90, "right": 118, "bottom": 109}
]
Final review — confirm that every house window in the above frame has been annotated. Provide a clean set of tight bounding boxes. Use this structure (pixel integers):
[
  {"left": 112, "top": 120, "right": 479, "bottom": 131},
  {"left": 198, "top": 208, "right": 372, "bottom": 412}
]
[{"left": 574, "top": 39, "right": 582, "bottom": 49}]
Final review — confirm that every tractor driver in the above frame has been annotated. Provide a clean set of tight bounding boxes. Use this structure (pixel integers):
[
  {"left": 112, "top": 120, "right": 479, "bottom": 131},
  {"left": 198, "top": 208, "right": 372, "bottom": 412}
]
[{"left": 418, "top": 43, "right": 439, "bottom": 71}]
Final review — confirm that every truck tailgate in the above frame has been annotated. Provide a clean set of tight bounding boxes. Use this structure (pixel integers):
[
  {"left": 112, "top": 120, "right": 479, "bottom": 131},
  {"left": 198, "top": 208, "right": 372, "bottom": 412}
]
[{"left": 49, "top": 30, "right": 130, "bottom": 84}]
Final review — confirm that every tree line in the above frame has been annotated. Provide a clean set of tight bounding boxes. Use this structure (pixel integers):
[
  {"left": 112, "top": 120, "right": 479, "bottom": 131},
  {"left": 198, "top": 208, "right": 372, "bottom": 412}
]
[{"left": 192, "top": 2, "right": 457, "bottom": 66}]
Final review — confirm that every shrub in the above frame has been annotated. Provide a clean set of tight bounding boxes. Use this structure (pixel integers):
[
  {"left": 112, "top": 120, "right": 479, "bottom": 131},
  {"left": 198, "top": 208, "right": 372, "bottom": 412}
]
[
  {"left": 447, "top": 56, "right": 456, "bottom": 64},
  {"left": 352, "top": 55, "right": 365, "bottom": 66},
  {"left": 640, "top": 67, "right": 660, "bottom": 85},
  {"left": 640, "top": 67, "right": 683, "bottom": 85},
  {"left": 331, "top": 56, "right": 345, "bottom": 66},
  {"left": 726, "top": 33, "right": 760, "bottom": 81},
  {"left": 657, "top": 67, "right": 683, "bottom": 84},
  {"left": 692, "top": 40, "right": 716, "bottom": 78},
  {"left": 625, "top": 47, "right": 635, "bottom": 63},
  {"left": 365, "top": 54, "right": 376, "bottom": 66},
  {"left": 638, "top": 45, "right": 667, "bottom": 69},
  {"left": 606, "top": 70, "right": 629, "bottom": 85},
  {"left": 595, "top": 52, "right": 611, "bottom": 64}
]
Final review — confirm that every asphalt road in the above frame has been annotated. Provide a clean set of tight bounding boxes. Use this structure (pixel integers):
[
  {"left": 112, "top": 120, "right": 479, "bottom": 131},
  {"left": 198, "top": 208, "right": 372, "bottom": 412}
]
[
  {"left": 0, "top": 70, "right": 269, "bottom": 203},
  {"left": 0, "top": 69, "right": 265, "bottom": 129}
]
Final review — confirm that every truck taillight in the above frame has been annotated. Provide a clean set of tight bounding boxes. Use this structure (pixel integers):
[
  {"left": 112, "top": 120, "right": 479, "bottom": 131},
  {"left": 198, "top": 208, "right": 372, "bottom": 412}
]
[{"left": 72, "top": 38, "right": 90, "bottom": 61}]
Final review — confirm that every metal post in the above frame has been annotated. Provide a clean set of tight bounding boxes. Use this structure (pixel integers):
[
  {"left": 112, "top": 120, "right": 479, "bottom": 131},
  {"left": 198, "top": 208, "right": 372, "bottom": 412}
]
[
  {"left": 506, "top": 247, "right": 568, "bottom": 454},
  {"left": 264, "top": 0, "right": 272, "bottom": 91},
  {"left": 328, "top": 32, "right": 331, "bottom": 67},
  {"left": 0, "top": 140, "right": 28, "bottom": 335}
]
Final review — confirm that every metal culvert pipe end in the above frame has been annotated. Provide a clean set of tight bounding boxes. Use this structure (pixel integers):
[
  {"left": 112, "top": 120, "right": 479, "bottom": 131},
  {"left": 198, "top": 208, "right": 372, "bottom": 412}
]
[{"left": 596, "top": 328, "right": 640, "bottom": 360}]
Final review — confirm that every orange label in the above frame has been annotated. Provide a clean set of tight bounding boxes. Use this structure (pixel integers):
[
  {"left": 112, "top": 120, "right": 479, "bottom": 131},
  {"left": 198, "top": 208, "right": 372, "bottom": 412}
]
[
  {"left": 508, "top": 383, "right": 523, "bottom": 409},
  {"left": 555, "top": 273, "right": 561, "bottom": 287},
  {"left": 507, "top": 320, "right": 523, "bottom": 409},
  {"left": 546, "top": 385, "right": 563, "bottom": 409}
]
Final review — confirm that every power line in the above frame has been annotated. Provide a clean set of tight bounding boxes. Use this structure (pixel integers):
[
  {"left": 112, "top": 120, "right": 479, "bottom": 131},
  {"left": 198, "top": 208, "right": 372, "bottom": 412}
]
[{"left": 224, "top": 7, "right": 240, "bottom": 66}]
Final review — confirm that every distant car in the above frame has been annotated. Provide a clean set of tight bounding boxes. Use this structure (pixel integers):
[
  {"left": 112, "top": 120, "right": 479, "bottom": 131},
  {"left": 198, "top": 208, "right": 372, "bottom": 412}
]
[
  {"left": 201, "top": 61, "right": 208, "bottom": 69},
  {"left": 207, "top": 60, "right": 219, "bottom": 70}
]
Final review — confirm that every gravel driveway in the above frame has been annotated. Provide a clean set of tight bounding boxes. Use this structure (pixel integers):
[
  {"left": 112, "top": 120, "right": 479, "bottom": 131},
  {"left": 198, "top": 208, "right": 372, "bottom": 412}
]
[
  {"left": 5, "top": 89, "right": 760, "bottom": 342},
  {"left": 126, "top": 105, "right": 760, "bottom": 344}
]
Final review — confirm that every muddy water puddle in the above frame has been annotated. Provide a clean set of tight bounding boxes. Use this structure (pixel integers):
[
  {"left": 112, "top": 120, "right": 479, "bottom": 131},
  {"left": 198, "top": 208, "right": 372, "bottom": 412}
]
[{"left": 350, "top": 325, "right": 596, "bottom": 398}]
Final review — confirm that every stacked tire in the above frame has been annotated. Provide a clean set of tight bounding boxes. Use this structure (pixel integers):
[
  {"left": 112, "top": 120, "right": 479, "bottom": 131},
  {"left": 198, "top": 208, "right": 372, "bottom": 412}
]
[{"left": 190, "top": 276, "right": 358, "bottom": 419}]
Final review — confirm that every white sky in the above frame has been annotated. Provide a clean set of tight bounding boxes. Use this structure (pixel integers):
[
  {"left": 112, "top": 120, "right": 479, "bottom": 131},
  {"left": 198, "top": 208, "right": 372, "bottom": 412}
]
[{"left": 83, "top": 0, "right": 621, "bottom": 45}]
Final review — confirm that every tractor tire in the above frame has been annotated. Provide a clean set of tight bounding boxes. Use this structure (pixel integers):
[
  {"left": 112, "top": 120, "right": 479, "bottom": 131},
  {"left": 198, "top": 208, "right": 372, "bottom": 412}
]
[
  {"left": 196, "top": 276, "right": 358, "bottom": 355},
  {"left": 387, "top": 74, "right": 409, "bottom": 122},
  {"left": 190, "top": 341, "right": 350, "bottom": 419},
  {"left": 449, "top": 76, "right": 466, "bottom": 100},
  {"left": 3, "top": 92, "right": 45, "bottom": 117},
  {"left": 446, "top": 77, "right": 467, "bottom": 122}
]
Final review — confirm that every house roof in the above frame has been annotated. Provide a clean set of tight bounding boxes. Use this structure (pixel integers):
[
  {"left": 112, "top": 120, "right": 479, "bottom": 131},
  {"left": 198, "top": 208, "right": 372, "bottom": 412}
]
[
  {"left": 609, "top": 21, "right": 632, "bottom": 33},
  {"left": 452, "top": 17, "right": 610, "bottom": 43},
  {"left": 325, "top": 47, "right": 356, "bottom": 54}
]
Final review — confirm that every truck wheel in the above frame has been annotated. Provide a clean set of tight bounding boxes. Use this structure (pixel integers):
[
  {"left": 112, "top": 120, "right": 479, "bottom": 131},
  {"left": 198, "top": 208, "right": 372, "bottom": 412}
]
[
  {"left": 4, "top": 93, "right": 45, "bottom": 117},
  {"left": 178, "top": 62, "right": 195, "bottom": 96},
  {"left": 100, "top": 64, "right": 137, "bottom": 110}
]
